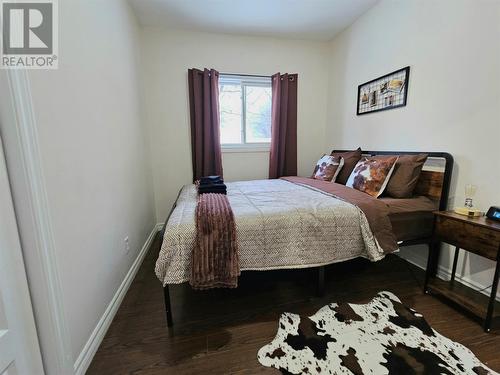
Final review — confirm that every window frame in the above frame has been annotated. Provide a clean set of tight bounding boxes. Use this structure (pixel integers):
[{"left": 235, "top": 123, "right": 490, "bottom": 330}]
[{"left": 218, "top": 74, "right": 272, "bottom": 152}]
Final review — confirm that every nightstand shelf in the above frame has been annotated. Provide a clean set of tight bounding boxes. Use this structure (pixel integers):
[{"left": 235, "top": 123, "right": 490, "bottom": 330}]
[
  {"left": 426, "top": 277, "right": 500, "bottom": 322},
  {"left": 424, "top": 211, "right": 500, "bottom": 332}
]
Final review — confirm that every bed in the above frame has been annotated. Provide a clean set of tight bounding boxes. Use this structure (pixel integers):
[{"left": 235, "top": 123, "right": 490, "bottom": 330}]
[
  {"left": 383, "top": 196, "right": 438, "bottom": 242},
  {"left": 156, "top": 150, "right": 453, "bottom": 326}
]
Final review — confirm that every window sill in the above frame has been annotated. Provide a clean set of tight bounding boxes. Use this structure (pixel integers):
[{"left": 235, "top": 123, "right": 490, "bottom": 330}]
[{"left": 221, "top": 144, "right": 270, "bottom": 153}]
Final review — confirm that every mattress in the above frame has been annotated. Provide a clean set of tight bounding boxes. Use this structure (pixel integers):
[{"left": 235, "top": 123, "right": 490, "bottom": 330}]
[
  {"left": 156, "top": 179, "right": 388, "bottom": 285},
  {"left": 380, "top": 196, "right": 438, "bottom": 242}
]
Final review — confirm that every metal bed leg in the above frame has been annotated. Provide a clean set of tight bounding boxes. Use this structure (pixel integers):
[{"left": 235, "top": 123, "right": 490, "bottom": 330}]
[
  {"left": 450, "top": 246, "right": 460, "bottom": 282},
  {"left": 317, "top": 266, "right": 325, "bottom": 297},
  {"left": 163, "top": 285, "right": 173, "bottom": 327},
  {"left": 424, "top": 240, "right": 440, "bottom": 293}
]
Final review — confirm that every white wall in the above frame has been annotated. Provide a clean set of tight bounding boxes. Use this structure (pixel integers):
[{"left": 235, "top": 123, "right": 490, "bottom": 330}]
[
  {"left": 140, "top": 28, "right": 330, "bottom": 220},
  {"left": 326, "top": 0, "right": 500, "bottom": 296},
  {"left": 222, "top": 150, "right": 270, "bottom": 181},
  {"left": 22, "top": 0, "right": 155, "bottom": 368}
]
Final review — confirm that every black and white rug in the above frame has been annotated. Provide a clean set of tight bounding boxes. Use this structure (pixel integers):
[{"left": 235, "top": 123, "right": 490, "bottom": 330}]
[{"left": 258, "top": 291, "right": 497, "bottom": 375}]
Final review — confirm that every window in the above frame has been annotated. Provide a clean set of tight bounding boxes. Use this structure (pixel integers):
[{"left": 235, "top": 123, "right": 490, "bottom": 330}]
[{"left": 219, "top": 74, "right": 272, "bottom": 149}]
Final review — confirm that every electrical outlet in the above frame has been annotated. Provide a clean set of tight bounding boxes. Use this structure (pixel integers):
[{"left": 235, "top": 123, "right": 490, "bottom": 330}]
[{"left": 124, "top": 236, "right": 130, "bottom": 253}]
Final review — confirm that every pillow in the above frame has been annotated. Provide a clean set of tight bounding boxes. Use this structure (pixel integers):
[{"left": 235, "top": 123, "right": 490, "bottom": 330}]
[
  {"left": 346, "top": 156, "right": 399, "bottom": 197},
  {"left": 311, "top": 155, "right": 344, "bottom": 181},
  {"left": 381, "top": 154, "right": 428, "bottom": 198},
  {"left": 330, "top": 147, "right": 362, "bottom": 185}
]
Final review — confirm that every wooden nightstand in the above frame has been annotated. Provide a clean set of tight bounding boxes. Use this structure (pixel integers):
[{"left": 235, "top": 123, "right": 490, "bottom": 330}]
[{"left": 424, "top": 211, "right": 500, "bottom": 332}]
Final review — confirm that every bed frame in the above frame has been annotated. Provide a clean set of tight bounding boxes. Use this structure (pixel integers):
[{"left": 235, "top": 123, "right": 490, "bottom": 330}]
[{"left": 160, "top": 150, "right": 454, "bottom": 327}]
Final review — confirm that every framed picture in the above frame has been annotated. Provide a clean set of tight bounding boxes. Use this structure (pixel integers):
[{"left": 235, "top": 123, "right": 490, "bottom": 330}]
[{"left": 357, "top": 66, "right": 410, "bottom": 115}]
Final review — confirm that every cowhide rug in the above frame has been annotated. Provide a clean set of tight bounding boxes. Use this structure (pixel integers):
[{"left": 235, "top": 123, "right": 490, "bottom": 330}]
[{"left": 258, "top": 291, "right": 497, "bottom": 375}]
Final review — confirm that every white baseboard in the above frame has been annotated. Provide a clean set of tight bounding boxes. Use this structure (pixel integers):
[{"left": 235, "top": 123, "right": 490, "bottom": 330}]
[
  {"left": 73, "top": 223, "right": 162, "bottom": 375},
  {"left": 398, "top": 252, "right": 500, "bottom": 302}
]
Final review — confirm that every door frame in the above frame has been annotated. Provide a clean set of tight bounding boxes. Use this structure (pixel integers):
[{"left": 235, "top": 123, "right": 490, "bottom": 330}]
[
  {"left": 1, "top": 69, "right": 73, "bottom": 373},
  {"left": 0, "top": 135, "right": 44, "bottom": 374}
]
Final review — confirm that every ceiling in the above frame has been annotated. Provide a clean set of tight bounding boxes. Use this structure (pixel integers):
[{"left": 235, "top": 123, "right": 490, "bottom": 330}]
[{"left": 128, "top": 0, "right": 379, "bottom": 41}]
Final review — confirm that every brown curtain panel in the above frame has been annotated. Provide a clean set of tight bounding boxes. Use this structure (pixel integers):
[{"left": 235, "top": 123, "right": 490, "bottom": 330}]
[
  {"left": 269, "top": 73, "right": 298, "bottom": 179},
  {"left": 188, "top": 68, "right": 223, "bottom": 182}
]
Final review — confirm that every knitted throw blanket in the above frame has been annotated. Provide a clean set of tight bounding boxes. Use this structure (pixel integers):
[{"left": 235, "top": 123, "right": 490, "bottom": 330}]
[{"left": 190, "top": 193, "right": 240, "bottom": 289}]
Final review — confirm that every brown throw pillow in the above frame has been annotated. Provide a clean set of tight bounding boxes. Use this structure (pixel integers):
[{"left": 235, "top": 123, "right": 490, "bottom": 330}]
[
  {"left": 346, "top": 156, "right": 399, "bottom": 198},
  {"left": 330, "top": 148, "right": 362, "bottom": 185},
  {"left": 311, "top": 155, "right": 344, "bottom": 181},
  {"left": 382, "top": 154, "right": 428, "bottom": 198}
]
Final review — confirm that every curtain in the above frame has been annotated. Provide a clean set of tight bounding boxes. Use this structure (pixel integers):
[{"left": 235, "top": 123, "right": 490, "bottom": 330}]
[
  {"left": 269, "top": 72, "right": 298, "bottom": 179},
  {"left": 188, "top": 68, "right": 223, "bottom": 182}
]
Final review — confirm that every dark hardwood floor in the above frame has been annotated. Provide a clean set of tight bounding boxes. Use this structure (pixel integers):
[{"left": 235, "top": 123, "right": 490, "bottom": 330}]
[{"left": 87, "top": 234, "right": 500, "bottom": 374}]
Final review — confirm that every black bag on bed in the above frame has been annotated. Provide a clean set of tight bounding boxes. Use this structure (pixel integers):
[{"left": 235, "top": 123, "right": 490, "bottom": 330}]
[{"left": 200, "top": 175, "right": 223, "bottom": 185}]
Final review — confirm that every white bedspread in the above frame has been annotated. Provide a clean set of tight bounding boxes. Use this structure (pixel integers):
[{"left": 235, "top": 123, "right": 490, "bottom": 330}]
[{"left": 155, "top": 179, "right": 385, "bottom": 285}]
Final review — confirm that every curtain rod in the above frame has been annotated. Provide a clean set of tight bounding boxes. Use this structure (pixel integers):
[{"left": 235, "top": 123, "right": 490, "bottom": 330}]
[{"left": 220, "top": 72, "right": 271, "bottom": 78}]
